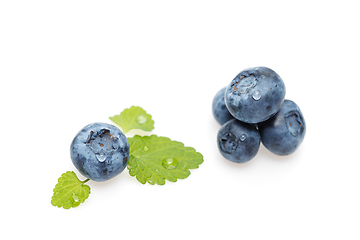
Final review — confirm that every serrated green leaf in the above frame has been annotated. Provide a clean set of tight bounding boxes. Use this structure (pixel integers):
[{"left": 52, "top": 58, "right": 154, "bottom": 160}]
[
  {"left": 51, "top": 171, "right": 91, "bottom": 209},
  {"left": 127, "top": 135, "right": 204, "bottom": 185},
  {"left": 109, "top": 106, "right": 154, "bottom": 133}
]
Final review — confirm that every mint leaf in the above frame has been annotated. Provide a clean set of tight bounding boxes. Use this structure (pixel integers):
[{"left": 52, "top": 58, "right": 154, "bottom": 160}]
[
  {"left": 127, "top": 135, "right": 204, "bottom": 185},
  {"left": 109, "top": 106, "right": 154, "bottom": 133},
  {"left": 51, "top": 171, "right": 91, "bottom": 209}
]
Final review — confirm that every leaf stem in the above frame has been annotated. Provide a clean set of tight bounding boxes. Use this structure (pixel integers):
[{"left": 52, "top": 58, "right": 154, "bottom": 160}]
[{"left": 82, "top": 178, "right": 90, "bottom": 184}]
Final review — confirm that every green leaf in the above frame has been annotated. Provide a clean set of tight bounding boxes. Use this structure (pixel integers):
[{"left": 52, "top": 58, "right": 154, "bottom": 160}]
[
  {"left": 109, "top": 106, "right": 154, "bottom": 133},
  {"left": 127, "top": 135, "right": 204, "bottom": 185},
  {"left": 51, "top": 171, "right": 91, "bottom": 209}
]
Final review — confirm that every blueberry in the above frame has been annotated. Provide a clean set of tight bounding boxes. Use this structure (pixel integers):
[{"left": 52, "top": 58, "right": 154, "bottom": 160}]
[
  {"left": 70, "top": 122, "right": 129, "bottom": 182},
  {"left": 212, "top": 87, "right": 234, "bottom": 125},
  {"left": 217, "top": 119, "right": 261, "bottom": 163},
  {"left": 225, "top": 66, "right": 286, "bottom": 123},
  {"left": 258, "top": 100, "right": 306, "bottom": 156}
]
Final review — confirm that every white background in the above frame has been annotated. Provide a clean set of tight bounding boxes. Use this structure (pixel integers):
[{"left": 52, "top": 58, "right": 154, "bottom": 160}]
[{"left": 1, "top": 0, "right": 359, "bottom": 239}]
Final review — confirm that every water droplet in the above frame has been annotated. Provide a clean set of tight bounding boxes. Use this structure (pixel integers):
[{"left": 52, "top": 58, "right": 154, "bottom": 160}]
[
  {"left": 71, "top": 193, "right": 79, "bottom": 202},
  {"left": 252, "top": 90, "right": 261, "bottom": 100},
  {"left": 240, "top": 134, "right": 247, "bottom": 141},
  {"left": 143, "top": 146, "right": 149, "bottom": 151},
  {"left": 136, "top": 115, "right": 147, "bottom": 124},
  {"left": 162, "top": 157, "right": 178, "bottom": 170},
  {"left": 70, "top": 193, "right": 81, "bottom": 207},
  {"left": 112, "top": 142, "right": 119, "bottom": 150},
  {"left": 96, "top": 153, "right": 107, "bottom": 162}
]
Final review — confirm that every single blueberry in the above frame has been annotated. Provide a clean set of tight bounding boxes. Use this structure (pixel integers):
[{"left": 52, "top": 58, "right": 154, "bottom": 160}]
[
  {"left": 225, "top": 66, "right": 286, "bottom": 124},
  {"left": 217, "top": 119, "right": 260, "bottom": 163},
  {"left": 70, "top": 122, "right": 129, "bottom": 182},
  {"left": 258, "top": 100, "right": 306, "bottom": 156},
  {"left": 212, "top": 87, "right": 234, "bottom": 125}
]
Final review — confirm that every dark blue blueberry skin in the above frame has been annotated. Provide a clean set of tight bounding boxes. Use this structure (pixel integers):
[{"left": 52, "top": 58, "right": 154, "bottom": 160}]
[
  {"left": 212, "top": 87, "right": 234, "bottom": 125},
  {"left": 225, "top": 66, "right": 286, "bottom": 124},
  {"left": 258, "top": 100, "right": 306, "bottom": 156},
  {"left": 70, "top": 123, "right": 129, "bottom": 182},
  {"left": 217, "top": 119, "right": 260, "bottom": 163}
]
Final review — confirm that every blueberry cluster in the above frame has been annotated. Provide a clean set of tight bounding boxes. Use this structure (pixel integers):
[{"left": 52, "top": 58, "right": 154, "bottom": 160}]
[{"left": 212, "top": 66, "right": 306, "bottom": 163}]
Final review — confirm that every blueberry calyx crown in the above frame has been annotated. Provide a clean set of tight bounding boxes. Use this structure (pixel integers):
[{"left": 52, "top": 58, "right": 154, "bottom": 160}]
[
  {"left": 85, "top": 129, "right": 119, "bottom": 162},
  {"left": 219, "top": 132, "right": 239, "bottom": 154},
  {"left": 284, "top": 110, "right": 303, "bottom": 137},
  {"left": 231, "top": 73, "right": 258, "bottom": 94}
]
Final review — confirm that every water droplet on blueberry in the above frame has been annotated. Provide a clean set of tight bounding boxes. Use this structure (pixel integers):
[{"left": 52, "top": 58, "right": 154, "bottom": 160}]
[
  {"left": 240, "top": 134, "right": 247, "bottom": 141},
  {"left": 252, "top": 90, "right": 261, "bottom": 100},
  {"left": 112, "top": 142, "right": 119, "bottom": 150},
  {"left": 136, "top": 115, "right": 147, "bottom": 124},
  {"left": 162, "top": 157, "right": 178, "bottom": 170},
  {"left": 96, "top": 153, "right": 107, "bottom": 162}
]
